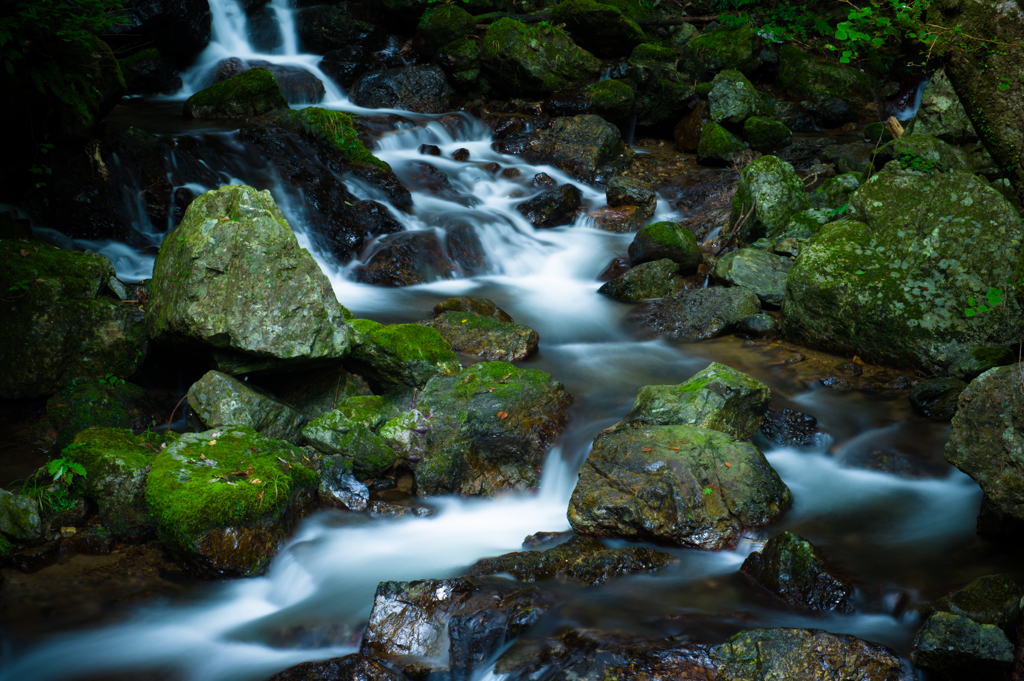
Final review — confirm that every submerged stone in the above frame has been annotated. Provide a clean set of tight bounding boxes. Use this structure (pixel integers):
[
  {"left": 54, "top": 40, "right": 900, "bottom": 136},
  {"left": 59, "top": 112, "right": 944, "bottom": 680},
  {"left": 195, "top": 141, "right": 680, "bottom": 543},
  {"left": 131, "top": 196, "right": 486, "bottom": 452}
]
[{"left": 908, "top": 377, "right": 966, "bottom": 421}]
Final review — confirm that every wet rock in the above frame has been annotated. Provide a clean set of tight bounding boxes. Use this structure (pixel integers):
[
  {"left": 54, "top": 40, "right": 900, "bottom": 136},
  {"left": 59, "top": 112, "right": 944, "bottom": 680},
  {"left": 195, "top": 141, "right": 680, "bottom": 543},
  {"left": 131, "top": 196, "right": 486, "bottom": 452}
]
[
  {"left": 708, "top": 69, "right": 761, "bottom": 125},
  {"left": 246, "top": 6, "right": 282, "bottom": 52},
  {"left": 870, "top": 134, "right": 967, "bottom": 173},
  {"left": 480, "top": 18, "right": 600, "bottom": 98},
  {"left": 360, "top": 577, "right": 553, "bottom": 680},
  {"left": 0, "top": 240, "right": 147, "bottom": 399},
  {"left": 350, "top": 65, "right": 453, "bottom": 114},
  {"left": 419, "top": 144, "right": 441, "bottom": 156},
  {"left": 743, "top": 116, "right": 793, "bottom": 153},
  {"left": 777, "top": 44, "right": 876, "bottom": 121},
  {"left": 355, "top": 231, "right": 458, "bottom": 287},
  {"left": 948, "top": 347, "right": 1014, "bottom": 382},
  {"left": 500, "top": 115, "right": 625, "bottom": 183},
  {"left": 416, "top": 5, "right": 476, "bottom": 54},
  {"left": 607, "top": 176, "right": 657, "bottom": 218},
  {"left": 611, "top": 362, "right": 771, "bottom": 441},
  {"left": 628, "top": 221, "right": 703, "bottom": 270},
  {"left": 912, "top": 612, "right": 1013, "bottom": 680},
  {"left": 432, "top": 297, "right": 514, "bottom": 323},
  {"left": 568, "top": 424, "right": 792, "bottom": 550},
  {"left": 697, "top": 120, "right": 747, "bottom": 166},
  {"left": 147, "top": 186, "right": 354, "bottom": 374},
  {"left": 294, "top": 5, "right": 382, "bottom": 55},
  {"left": 550, "top": 0, "right": 645, "bottom": 58},
  {"left": 760, "top": 408, "right": 824, "bottom": 447},
  {"left": 760, "top": 95, "right": 816, "bottom": 132},
  {"left": 187, "top": 371, "right": 307, "bottom": 443},
  {"left": 347, "top": 319, "right": 461, "bottom": 393},
  {"left": 211, "top": 59, "right": 326, "bottom": 105},
  {"left": 587, "top": 205, "right": 644, "bottom": 233},
  {"left": 437, "top": 37, "right": 482, "bottom": 91},
  {"left": 418, "top": 311, "right": 540, "bottom": 362},
  {"left": 183, "top": 68, "right": 288, "bottom": 119},
  {"left": 145, "top": 427, "right": 318, "bottom": 578},
  {"left": 584, "top": 79, "right": 636, "bottom": 125},
  {"left": 713, "top": 248, "right": 792, "bottom": 306},
  {"left": 303, "top": 396, "right": 398, "bottom": 480},
  {"left": 925, "top": 574, "right": 1024, "bottom": 631},
  {"left": 106, "top": 0, "right": 212, "bottom": 68},
  {"left": 731, "top": 155, "right": 811, "bottom": 243},
  {"left": 599, "top": 257, "right": 632, "bottom": 282},
  {"left": 675, "top": 100, "right": 710, "bottom": 153},
  {"left": 319, "top": 461, "right": 371, "bottom": 512},
  {"left": 264, "top": 365, "right": 373, "bottom": 422},
  {"left": 516, "top": 184, "right": 584, "bottom": 228},
  {"left": 737, "top": 313, "right": 779, "bottom": 338},
  {"left": 909, "top": 378, "right": 966, "bottom": 422},
  {"left": 633, "top": 286, "right": 762, "bottom": 342},
  {"left": 598, "top": 259, "right": 680, "bottom": 302},
  {"left": 470, "top": 534, "right": 673, "bottom": 586},
  {"left": 0, "top": 489, "right": 42, "bottom": 543},
  {"left": 120, "top": 48, "right": 182, "bottom": 96},
  {"left": 713, "top": 628, "right": 908, "bottom": 681},
  {"left": 741, "top": 531, "right": 855, "bottom": 612},
  {"left": 268, "top": 654, "right": 404, "bottom": 681},
  {"left": 910, "top": 70, "right": 977, "bottom": 143},
  {"left": 43, "top": 379, "right": 157, "bottom": 451},
  {"left": 680, "top": 23, "right": 760, "bottom": 81},
  {"left": 781, "top": 168, "right": 1024, "bottom": 373},
  {"left": 320, "top": 46, "right": 368, "bottom": 89}
]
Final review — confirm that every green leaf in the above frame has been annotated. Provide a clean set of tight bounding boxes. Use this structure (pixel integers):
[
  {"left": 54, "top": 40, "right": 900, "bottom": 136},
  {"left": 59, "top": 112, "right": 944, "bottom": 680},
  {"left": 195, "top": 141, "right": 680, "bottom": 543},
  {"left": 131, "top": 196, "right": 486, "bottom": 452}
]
[
  {"left": 855, "top": 270, "right": 865, "bottom": 275},
  {"left": 967, "top": 296, "right": 977, "bottom": 306},
  {"left": 68, "top": 462, "right": 87, "bottom": 477},
  {"left": 977, "top": 304, "right": 990, "bottom": 313},
  {"left": 836, "top": 28, "right": 849, "bottom": 40},
  {"left": 965, "top": 308, "right": 977, "bottom": 317}
]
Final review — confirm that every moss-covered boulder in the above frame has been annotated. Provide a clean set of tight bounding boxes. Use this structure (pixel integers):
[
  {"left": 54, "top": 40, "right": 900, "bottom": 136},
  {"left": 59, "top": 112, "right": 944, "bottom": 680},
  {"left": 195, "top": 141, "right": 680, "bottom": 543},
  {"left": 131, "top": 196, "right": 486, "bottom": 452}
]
[
  {"left": 912, "top": 612, "right": 1014, "bottom": 680},
  {"left": 628, "top": 222, "right": 703, "bottom": 270},
  {"left": 147, "top": 185, "right": 355, "bottom": 374},
  {"left": 598, "top": 259, "right": 680, "bottom": 302},
  {"left": 470, "top": 534, "right": 674, "bottom": 586},
  {"left": 183, "top": 68, "right": 288, "bottom": 119},
  {"left": 624, "top": 46, "right": 694, "bottom": 133},
  {"left": 609, "top": 362, "right": 771, "bottom": 440},
  {"left": 708, "top": 69, "right": 761, "bottom": 125},
  {"left": 302, "top": 396, "right": 398, "bottom": 480},
  {"left": 0, "top": 489, "right": 42, "bottom": 542},
  {"left": 186, "top": 370, "right": 307, "bottom": 443},
  {"left": 781, "top": 167, "right": 1024, "bottom": 373},
  {"left": 550, "top": 0, "right": 645, "bottom": 58},
  {"left": 910, "top": 69, "right": 978, "bottom": 143},
  {"left": 43, "top": 379, "right": 156, "bottom": 451},
  {"left": 697, "top": 120, "right": 746, "bottom": 166},
  {"left": 633, "top": 286, "right": 762, "bottom": 341},
  {"left": 287, "top": 107, "right": 391, "bottom": 173},
  {"left": 870, "top": 133, "right": 967, "bottom": 173},
  {"left": 681, "top": 23, "right": 760, "bottom": 80},
  {"left": 740, "top": 531, "right": 855, "bottom": 613},
  {"left": 777, "top": 44, "right": 875, "bottom": 120},
  {"left": 743, "top": 116, "right": 793, "bottom": 152},
  {"left": 480, "top": 18, "right": 600, "bottom": 98},
  {"left": 417, "top": 311, "right": 539, "bottom": 362},
  {"left": 347, "top": 319, "right": 461, "bottom": 393},
  {"left": 568, "top": 425, "right": 792, "bottom": 549},
  {"left": 63, "top": 428, "right": 174, "bottom": 540},
  {"left": 809, "top": 172, "right": 860, "bottom": 210},
  {"left": 404, "top": 362, "right": 573, "bottom": 496},
  {"left": 924, "top": 574, "right": 1024, "bottom": 631},
  {"left": 0, "top": 240, "right": 147, "bottom": 399},
  {"left": 731, "top": 156, "right": 811, "bottom": 242},
  {"left": 437, "top": 37, "right": 482, "bottom": 91},
  {"left": 145, "top": 427, "right": 318, "bottom": 577},
  {"left": 416, "top": 5, "right": 476, "bottom": 54},
  {"left": 432, "top": 297, "right": 513, "bottom": 322},
  {"left": 714, "top": 248, "right": 793, "bottom": 306},
  {"left": 713, "top": 629, "right": 907, "bottom": 681},
  {"left": 607, "top": 176, "right": 656, "bottom": 218},
  {"left": 350, "top": 65, "right": 453, "bottom": 114},
  {"left": 515, "top": 115, "right": 625, "bottom": 183},
  {"left": 584, "top": 79, "right": 635, "bottom": 124}
]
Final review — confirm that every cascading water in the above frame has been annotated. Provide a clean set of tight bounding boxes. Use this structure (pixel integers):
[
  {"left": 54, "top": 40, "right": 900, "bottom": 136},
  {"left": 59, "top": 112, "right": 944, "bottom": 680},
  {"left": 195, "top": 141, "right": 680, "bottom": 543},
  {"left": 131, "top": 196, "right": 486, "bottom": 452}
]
[{"left": 0, "top": 4, "right": 999, "bottom": 680}]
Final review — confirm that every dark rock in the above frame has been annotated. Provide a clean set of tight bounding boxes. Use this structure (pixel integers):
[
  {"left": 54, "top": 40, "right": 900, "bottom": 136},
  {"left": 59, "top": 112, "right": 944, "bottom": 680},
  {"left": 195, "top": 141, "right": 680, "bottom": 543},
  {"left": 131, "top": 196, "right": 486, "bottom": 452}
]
[
  {"left": 418, "top": 311, "right": 539, "bottom": 362},
  {"left": 452, "top": 148, "right": 470, "bottom": 161},
  {"left": 632, "top": 287, "right": 762, "bottom": 342},
  {"left": 106, "top": 0, "right": 213, "bottom": 68},
  {"left": 598, "top": 257, "right": 632, "bottom": 282},
  {"left": 924, "top": 574, "right": 1024, "bottom": 631},
  {"left": 356, "top": 231, "right": 458, "bottom": 287},
  {"left": 840, "top": 442, "right": 948, "bottom": 480},
  {"left": 246, "top": 6, "right": 282, "bottom": 52},
  {"left": 532, "top": 172, "right": 557, "bottom": 187},
  {"left": 598, "top": 259, "right": 680, "bottom": 302},
  {"left": 760, "top": 408, "right": 824, "bottom": 447},
  {"left": 419, "top": 144, "right": 441, "bottom": 156},
  {"left": 912, "top": 611, "right": 1013, "bottom": 681},
  {"left": 261, "top": 365, "right": 373, "bottom": 423},
  {"left": 741, "top": 531, "right": 855, "bottom": 612},
  {"left": 909, "top": 378, "right": 967, "bottom": 421},
  {"left": 432, "top": 297, "right": 514, "bottom": 323},
  {"left": 675, "top": 100, "right": 710, "bottom": 153},
  {"left": 351, "top": 65, "right": 453, "bottom": 114},
  {"left": 496, "top": 115, "right": 625, "bottom": 183},
  {"left": 319, "top": 462, "right": 371, "bottom": 512},
  {"left": 416, "top": 5, "right": 476, "bottom": 53},
  {"left": 42, "top": 378, "right": 157, "bottom": 451},
  {"left": 607, "top": 176, "right": 657, "bottom": 218},
  {"left": 549, "top": 0, "right": 645, "bottom": 58},
  {"left": 516, "top": 185, "right": 584, "bottom": 228},
  {"left": 246, "top": 61, "right": 325, "bottom": 105},
  {"left": 268, "top": 654, "right": 404, "bottom": 681},
  {"left": 295, "top": 5, "right": 382, "bottom": 54},
  {"left": 320, "top": 47, "right": 368, "bottom": 89},
  {"left": 445, "top": 223, "right": 488, "bottom": 276},
  {"left": 120, "top": 48, "right": 182, "bottom": 95}
]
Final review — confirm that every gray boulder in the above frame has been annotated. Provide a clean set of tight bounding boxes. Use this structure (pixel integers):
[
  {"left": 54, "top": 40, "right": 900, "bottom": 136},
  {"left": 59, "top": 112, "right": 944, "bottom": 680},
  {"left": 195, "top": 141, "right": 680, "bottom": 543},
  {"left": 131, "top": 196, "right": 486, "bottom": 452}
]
[
  {"left": 187, "top": 370, "right": 307, "bottom": 443},
  {"left": 708, "top": 69, "right": 761, "bottom": 125},
  {"left": 633, "top": 286, "right": 762, "bottom": 341},
  {"left": 714, "top": 248, "right": 792, "bottom": 306},
  {"left": 731, "top": 156, "right": 811, "bottom": 242}
]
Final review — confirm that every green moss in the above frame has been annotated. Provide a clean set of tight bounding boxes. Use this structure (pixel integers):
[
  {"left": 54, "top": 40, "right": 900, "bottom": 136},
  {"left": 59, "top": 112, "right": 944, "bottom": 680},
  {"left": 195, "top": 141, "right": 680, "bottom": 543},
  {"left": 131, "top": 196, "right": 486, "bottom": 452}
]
[
  {"left": 371, "top": 324, "right": 457, "bottom": 364},
  {"left": 46, "top": 379, "right": 151, "bottom": 450},
  {"left": 743, "top": 116, "right": 793, "bottom": 152},
  {"left": 697, "top": 120, "right": 745, "bottom": 165},
  {"left": 119, "top": 47, "right": 160, "bottom": 71},
  {"left": 684, "top": 23, "right": 755, "bottom": 78},
  {"left": 695, "top": 81, "right": 714, "bottom": 98},
  {"left": 0, "top": 534, "right": 11, "bottom": 558},
  {"left": 480, "top": 18, "right": 601, "bottom": 97},
  {"left": 184, "top": 68, "right": 288, "bottom": 118},
  {"left": 972, "top": 346, "right": 1013, "bottom": 365},
  {"left": 289, "top": 108, "right": 390, "bottom": 172},
  {"left": 863, "top": 121, "right": 893, "bottom": 143},
  {"left": 418, "top": 5, "right": 476, "bottom": 51},
  {"left": 585, "top": 79, "right": 635, "bottom": 121},
  {"left": 631, "top": 43, "right": 677, "bottom": 63},
  {"left": 66, "top": 427, "right": 167, "bottom": 473},
  {"left": 777, "top": 44, "right": 874, "bottom": 109}
]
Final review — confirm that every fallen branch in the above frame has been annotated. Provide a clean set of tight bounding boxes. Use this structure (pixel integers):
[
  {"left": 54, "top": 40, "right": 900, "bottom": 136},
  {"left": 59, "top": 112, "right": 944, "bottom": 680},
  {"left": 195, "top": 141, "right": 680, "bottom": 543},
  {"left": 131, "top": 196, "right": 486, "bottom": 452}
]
[
  {"left": 715, "top": 200, "right": 755, "bottom": 257},
  {"left": 168, "top": 392, "right": 188, "bottom": 430}
]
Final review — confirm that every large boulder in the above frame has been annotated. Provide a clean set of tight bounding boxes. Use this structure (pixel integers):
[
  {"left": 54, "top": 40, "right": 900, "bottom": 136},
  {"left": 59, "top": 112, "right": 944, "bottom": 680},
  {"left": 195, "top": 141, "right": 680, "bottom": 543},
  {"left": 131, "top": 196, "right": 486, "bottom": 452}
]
[
  {"left": 182, "top": 68, "right": 288, "bottom": 119},
  {"left": 680, "top": 23, "right": 760, "bottom": 80},
  {"left": 910, "top": 70, "right": 978, "bottom": 143},
  {"left": 503, "top": 115, "right": 625, "bottom": 183},
  {"left": 781, "top": 167, "right": 1024, "bottom": 373},
  {"left": 697, "top": 120, "right": 747, "bottom": 166},
  {"left": 924, "top": 574, "right": 1024, "bottom": 631},
  {"left": 633, "top": 286, "right": 762, "bottom": 341},
  {"left": 740, "top": 531, "right": 855, "bottom": 613},
  {"left": 550, "top": 0, "right": 645, "bottom": 58},
  {"left": 708, "top": 69, "right": 761, "bottom": 125},
  {"left": 350, "top": 65, "right": 453, "bottom": 114},
  {"left": 0, "top": 240, "right": 147, "bottom": 399},
  {"left": 743, "top": 116, "right": 793, "bottom": 153},
  {"left": 146, "top": 185, "right": 355, "bottom": 374},
  {"left": 628, "top": 221, "right": 703, "bottom": 270},
  {"left": 294, "top": 4, "right": 381, "bottom": 54},
  {"left": 480, "top": 18, "right": 601, "bottom": 98},
  {"left": 417, "top": 311, "right": 540, "bottom": 362},
  {"left": 912, "top": 612, "right": 1014, "bottom": 680},
  {"left": 0, "top": 489, "right": 42, "bottom": 543},
  {"left": 777, "top": 44, "right": 876, "bottom": 122},
  {"left": 145, "top": 427, "right": 318, "bottom": 577},
  {"left": 714, "top": 248, "right": 793, "bottom": 306},
  {"left": 731, "top": 156, "right": 811, "bottom": 243},
  {"left": 568, "top": 425, "right": 792, "bottom": 550},
  {"left": 186, "top": 370, "right": 307, "bottom": 443},
  {"left": 598, "top": 259, "right": 680, "bottom": 302},
  {"left": 609, "top": 362, "right": 771, "bottom": 440},
  {"left": 210, "top": 58, "right": 325, "bottom": 105},
  {"left": 346, "top": 319, "right": 461, "bottom": 393},
  {"left": 416, "top": 5, "right": 476, "bottom": 54}
]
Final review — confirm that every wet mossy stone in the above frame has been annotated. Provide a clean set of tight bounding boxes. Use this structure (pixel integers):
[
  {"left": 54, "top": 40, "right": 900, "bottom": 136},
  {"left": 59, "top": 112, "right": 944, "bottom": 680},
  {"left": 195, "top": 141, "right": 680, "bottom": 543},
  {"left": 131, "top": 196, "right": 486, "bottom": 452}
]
[
  {"left": 912, "top": 612, "right": 1014, "bottom": 680},
  {"left": 64, "top": 428, "right": 175, "bottom": 540},
  {"left": 708, "top": 69, "right": 761, "bottom": 125},
  {"left": 908, "top": 377, "right": 966, "bottom": 422},
  {"left": 633, "top": 286, "right": 762, "bottom": 342},
  {"left": 694, "top": 81, "right": 714, "bottom": 99},
  {"left": 611, "top": 361, "right": 771, "bottom": 440},
  {"left": 480, "top": 18, "right": 600, "bottom": 98},
  {"left": 304, "top": 403, "right": 398, "bottom": 480},
  {"left": 568, "top": 425, "right": 792, "bottom": 550},
  {"left": 417, "top": 5, "right": 477, "bottom": 54},
  {"left": 606, "top": 176, "right": 656, "bottom": 218},
  {"left": 629, "top": 42, "right": 677, "bottom": 64},
  {"left": 743, "top": 116, "right": 792, "bottom": 152},
  {"left": 598, "top": 259, "right": 680, "bottom": 302},
  {"left": 584, "top": 79, "right": 635, "bottom": 125},
  {"left": 347, "top": 319, "right": 461, "bottom": 393},
  {"left": 44, "top": 379, "right": 155, "bottom": 451},
  {"left": 870, "top": 133, "right": 968, "bottom": 174},
  {"left": 470, "top": 534, "right": 674, "bottom": 586},
  {"left": 432, "top": 297, "right": 513, "bottom": 323},
  {"left": 740, "top": 531, "right": 855, "bottom": 613},
  {"left": 681, "top": 23, "right": 759, "bottom": 80},
  {"left": 147, "top": 185, "right": 355, "bottom": 375},
  {"left": 781, "top": 167, "right": 1024, "bottom": 373},
  {"left": 0, "top": 489, "right": 42, "bottom": 543},
  {"left": 550, "top": 0, "right": 645, "bottom": 58},
  {"left": 409, "top": 362, "right": 573, "bottom": 496},
  {"left": 948, "top": 346, "right": 1014, "bottom": 382},
  {"left": 777, "top": 44, "right": 874, "bottom": 117},
  {"left": 731, "top": 155, "right": 811, "bottom": 243},
  {"left": 183, "top": 68, "right": 288, "bottom": 119},
  {"left": 925, "top": 574, "right": 1024, "bottom": 632},
  {"left": 809, "top": 172, "right": 860, "bottom": 210},
  {"left": 0, "top": 239, "right": 147, "bottom": 399},
  {"left": 417, "top": 311, "right": 540, "bottom": 362},
  {"left": 288, "top": 107, "right": 390, "bottom": 173},
  {"left": 628, "top": 222, "right": 702, "bottom": 270},
  {"left": 713, "top": 248, "right": 793, "bottom": 307},
  {"left": 713, "top": 628, "right": 907, "bottom": 681},
  {"left": 696, "top": 120, "right": 746, "bottom": 167},
  {"left": 517, "top": 114, "right": 625, "bottom": 184},
  {"left": 145, "top": 426, "right": 318, "bottom": 577},
  {"left": 437, "top": 37, "right": 481, "bottom": 90},
  {"left": 186, "top": 370, "right": 308, "bottom": 443},
  {"left": 777, "top": 208, "right": 832, "bottom": 241}
]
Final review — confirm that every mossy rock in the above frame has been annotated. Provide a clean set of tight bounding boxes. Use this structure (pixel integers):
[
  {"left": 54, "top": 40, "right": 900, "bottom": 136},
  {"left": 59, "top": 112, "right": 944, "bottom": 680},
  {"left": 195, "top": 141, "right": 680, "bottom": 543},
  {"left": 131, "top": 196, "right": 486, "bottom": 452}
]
[
  {"left": 44, "top": 379, "right": 155, "bottom": 452},
  {"left": 598, "top": 259, "right": 681, "bottom": 302},
  {"left": 697, "top": 120, "right": 746, "bottom": 167},
  {"left": 776, "top": 208, "right": 833, "bottom": 241},
  {"left": 714, "top": 247, "right": 793, "bottom": 307},
  {"left": 480, "top": 18, "right": 600, "bottom": 98},
  {"left": 417, "top": 5, "right": 477, "bottom": 53},
  {"left": 437, "top": 37, "right": 482, "bottom": 91},
  {"left": 0, "top": 240, "right": 147, "bottom": 399},
  {"left": 870, "top": 133, "right": 968, "bottom": 174},
  {"left": 0, "top": 489, "right": 42, "bottom": 543},
  {"left": 910, "top": 69, "right": 978, "bottom": 143},
  {"left": 912, "top": 612, "right": 1014, "bottom": 680},
  {"left": 518, "top": 115, "right": 624, "bottom": 183},
  {"left": 630, "top": 42, "right": 677, "bottom": 63},
  {"left": 417, "top": 311, "right": 539, "bottom": 362},
  {"left": 183, "top": 68, "right": 288, "bottom": 119},
  {"left": 863, "top": 121, "right": 894, "bottom": 144},
  {"left": 585, "top": 79, "right": 635, "bottom": 124},
  {"left": 740, "top": 531, "right": 855, "bottom": 613},
  {"left": 187, "top": 370, "right": 308, "bottom": 443},
  {"left": 708, "top": 69, "right": 761, "bottom": 125},
  {"left": 632, "top": 73, "right": 693, "bottom": 132},
  {"left": 288, "top": 107, "right": 390, "bottom": 173},
  {"left": 743, "top": 116, "right": 792, "bottom": 152},
  {"left": 681, "top": 23, "right": 759, "bottom": 80},
  {"left": 731, "top": 155, "right": 811, "bottom": 242},
  {"left": 145, "top": 427, "right": 318, "bottom": 577},
  {"left": 809, "top": 173, "right": 860, "bottom": 210},
  {"left": 348, "top": 319, "right": 461, "bottom": 393},
  {"left": 777, "top": 44, "right": 875, "bottom": 116},
  {"left": 550, "top": 0, "right": 645, "bottom": 58},
  {"left": 628, "top": 221, "right": 703, "bottom": 270},
  {"left": 303, "top": 400, "right": 398, "bottom": 480},
  {"left": 924, "top": 574, "right": 1024, "bottom": 631},
  {"left": 633, "top": 286, "right": 762, "bottom": 341}
]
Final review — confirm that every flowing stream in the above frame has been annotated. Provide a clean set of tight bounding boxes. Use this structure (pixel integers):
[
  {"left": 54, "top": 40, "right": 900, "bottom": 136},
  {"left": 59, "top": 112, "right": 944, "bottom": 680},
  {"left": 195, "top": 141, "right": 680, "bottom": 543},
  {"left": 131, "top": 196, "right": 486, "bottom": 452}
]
[{"left": 0, "top": 3, "right": 1005, "bottom": 679}]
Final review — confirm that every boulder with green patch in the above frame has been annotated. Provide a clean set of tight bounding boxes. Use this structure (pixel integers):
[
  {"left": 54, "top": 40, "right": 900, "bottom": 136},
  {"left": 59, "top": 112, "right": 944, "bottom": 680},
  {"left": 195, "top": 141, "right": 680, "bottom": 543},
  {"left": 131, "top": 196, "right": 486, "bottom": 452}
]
[
  {"left": 628, "top": 222, "right": 702, "bottom": 270},
  {"left": 288, "top": 107, "right": 392, "bottom": 173},
  {"left": 43, "top": 379, "right": 156, "bottom": 451},
  {"left": 809, "top": 172, "right": 860, "bottom": 210},
  {"left": 923, "top": 574, "right": 1024, "bottom": 632},
  {"left": 480, "top": 18, "right": 600, "bottom": 98},
  {"left": 731, "top": 155, "right": 811, "bottom": 242},
  {"left": 697, "top": 120, "right": 746, "bottom": 166},
  {"left": 550, "top": 0, "right": 645, "bottom": 58},
  {"left": 714, "top": 248, "right": 793, "bottom": 306},
  {"left": 708, "top": 69, "right": 761, "bottom": 125},
  {"left": 0, "top": 489, "right": 42, "bottom": 542},
  {"left": 740, "top": 531, "right": 855, "bottom": 613},
  {"left": 777, "top": 44, "right": 875, "bottom": 119},
  {"left": 416, "top": 5, "right": 477, "bottom": 54},
  {"left": 0, "top": 240, "right": 147, "bottom": 399},
  {"left": 145, "top": 427, "right": 318, "bottom": 577},
  {"left": 912, "top": 612, "right": 1014, "bottom": 680},
  {"left": 743, "top": 116, "right": 792, "bottom": 152},
  {"left": 303, "top": 396, "right": 398, "bottom": 480},
  {"left": 417, "top": 311, "right": 539, "bottom": 362},
  {"left": 347, "top": 319, "right": 461, "bottom": 393},
  {"left": 568, "top": 425, "right": 791, "bottom": 550},
  {"left": 183, "top": 68, "right": 288, "bottom": 119},
  {"left": 146, "top": 185, "right": 355, "bottom": 374},
  {"left": 187, "top": 370, "right": 308, "bottom": 443},
  {"left": 598, "top": 259, "right": 680, "bottom": 302},
  {"left": 870, "top": 133, "right": 967, "bottom": 174},
  {"left": 680, "top": 23, "right": 760, "bottom": 80},
  {"left": 584, "top": 79, "right": 635, "bottom": 125},
  {"left": 516, "top": 115, "right": 625, "bottom": 183}
]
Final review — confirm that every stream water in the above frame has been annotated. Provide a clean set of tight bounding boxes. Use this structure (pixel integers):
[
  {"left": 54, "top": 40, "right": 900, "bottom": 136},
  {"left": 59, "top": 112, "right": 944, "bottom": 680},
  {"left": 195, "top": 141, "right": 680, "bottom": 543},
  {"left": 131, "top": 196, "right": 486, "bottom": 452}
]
[{"left": 0, "top": 3, "right": 1015, "bottom": 679}]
